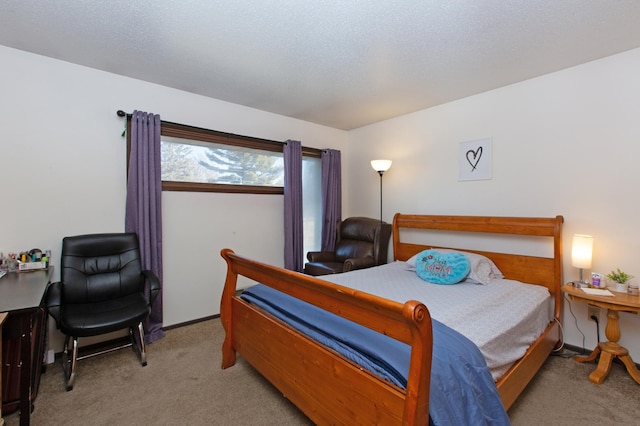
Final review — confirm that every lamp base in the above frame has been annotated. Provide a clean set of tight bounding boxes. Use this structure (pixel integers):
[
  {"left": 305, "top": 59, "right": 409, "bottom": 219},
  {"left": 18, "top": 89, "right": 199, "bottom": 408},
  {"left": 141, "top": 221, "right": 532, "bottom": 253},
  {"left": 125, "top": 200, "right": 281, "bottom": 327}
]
[{"left": 571, "top": 280, "right": 590, "bottom": 288}]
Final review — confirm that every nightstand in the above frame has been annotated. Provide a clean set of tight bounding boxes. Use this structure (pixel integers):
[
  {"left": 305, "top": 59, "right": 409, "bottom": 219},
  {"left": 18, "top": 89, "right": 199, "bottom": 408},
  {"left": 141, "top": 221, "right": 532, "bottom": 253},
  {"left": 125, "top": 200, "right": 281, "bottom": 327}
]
[{"left": 562, "top": 284, "right": 640, "bottom": 384}]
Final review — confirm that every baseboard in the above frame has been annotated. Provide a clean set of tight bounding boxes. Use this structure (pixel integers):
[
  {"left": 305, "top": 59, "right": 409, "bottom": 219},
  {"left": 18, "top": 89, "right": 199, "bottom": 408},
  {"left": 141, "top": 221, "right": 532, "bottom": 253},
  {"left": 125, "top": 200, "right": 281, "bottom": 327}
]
[
  {"left": 163, "top": 314, "right": 219, "bottom": 331},
  {"left": 560, "top": 343, "right": 640, "bottom": 369},
  {"left": 561, "top": 343, "right": 590, "bottom": 356},
  {"left": 49, "top": 315, "right": 220, "bottom": 361}
]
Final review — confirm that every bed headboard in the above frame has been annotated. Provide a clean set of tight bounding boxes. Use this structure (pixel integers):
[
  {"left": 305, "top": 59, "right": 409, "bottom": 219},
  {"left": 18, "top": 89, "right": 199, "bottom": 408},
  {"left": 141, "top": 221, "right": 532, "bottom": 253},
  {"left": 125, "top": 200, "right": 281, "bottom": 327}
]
[{"left": 392, "top": 213, "right": 564, "bottom": 319}]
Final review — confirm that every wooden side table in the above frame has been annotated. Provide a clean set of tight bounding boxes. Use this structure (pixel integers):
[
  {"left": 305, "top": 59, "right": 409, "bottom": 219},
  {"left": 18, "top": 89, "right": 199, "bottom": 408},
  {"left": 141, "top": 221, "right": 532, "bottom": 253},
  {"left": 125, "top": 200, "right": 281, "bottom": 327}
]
[{"left": 562, "top": 284, "right": 640, "bottom": 384}]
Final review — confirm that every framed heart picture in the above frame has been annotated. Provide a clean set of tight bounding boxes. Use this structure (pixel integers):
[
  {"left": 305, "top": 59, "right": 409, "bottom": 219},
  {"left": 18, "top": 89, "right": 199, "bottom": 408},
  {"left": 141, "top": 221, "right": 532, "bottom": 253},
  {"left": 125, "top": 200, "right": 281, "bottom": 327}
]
[{"left": 459, "top": 138, "right": 492, "bottom": 181}]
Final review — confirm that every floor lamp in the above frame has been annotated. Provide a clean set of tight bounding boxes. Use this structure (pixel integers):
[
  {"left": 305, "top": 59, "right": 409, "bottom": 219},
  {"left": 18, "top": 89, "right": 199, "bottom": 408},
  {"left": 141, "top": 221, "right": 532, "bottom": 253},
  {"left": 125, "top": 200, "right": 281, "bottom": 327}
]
[{"left": 370, "top": 159, "right": 392, "bottom": 222}]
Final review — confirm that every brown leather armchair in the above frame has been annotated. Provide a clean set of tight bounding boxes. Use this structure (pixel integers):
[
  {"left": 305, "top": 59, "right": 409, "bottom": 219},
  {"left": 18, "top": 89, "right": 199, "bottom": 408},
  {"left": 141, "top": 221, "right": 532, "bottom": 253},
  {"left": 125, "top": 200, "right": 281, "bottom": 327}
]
[{"left": 304, "top": 217, "right": 392, "bottom": 276}]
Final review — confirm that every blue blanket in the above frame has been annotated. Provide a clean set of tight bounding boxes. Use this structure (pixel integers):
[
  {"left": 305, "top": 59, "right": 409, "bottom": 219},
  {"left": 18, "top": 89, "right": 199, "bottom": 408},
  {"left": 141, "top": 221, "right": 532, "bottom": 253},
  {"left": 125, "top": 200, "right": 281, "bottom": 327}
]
[{"left": 241, "top": 284, "right": 510, "bottom": 426}]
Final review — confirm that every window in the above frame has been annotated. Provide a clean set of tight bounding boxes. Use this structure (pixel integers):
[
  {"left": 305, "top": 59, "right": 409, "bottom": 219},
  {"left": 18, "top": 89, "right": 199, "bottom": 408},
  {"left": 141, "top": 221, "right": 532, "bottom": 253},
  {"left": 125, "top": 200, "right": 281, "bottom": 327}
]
[
  {"left": 159, "top": 121, "right": 295, "bottom": 194},
  {"left": 161, "top": 135, "right": 284, "bottom": 188},
  {"left": 302, "top": 156, "right": 322, "bottom": 255},
  {"left": 153, "top": 121, "right": 323, "bottom": 253}
]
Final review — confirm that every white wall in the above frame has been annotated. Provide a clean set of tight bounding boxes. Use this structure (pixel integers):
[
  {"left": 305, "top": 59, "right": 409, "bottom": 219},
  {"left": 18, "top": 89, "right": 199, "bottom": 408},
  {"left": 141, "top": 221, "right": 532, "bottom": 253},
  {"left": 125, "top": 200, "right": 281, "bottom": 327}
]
[
  {"left": 347, "top": 48, "right": 640, "bottom": 359},
  {"left": 0, "top": 46, "right": 348, "bottom": 350},
  {"left": 4, "top": 43, "right": 640, "bottom": 361}
]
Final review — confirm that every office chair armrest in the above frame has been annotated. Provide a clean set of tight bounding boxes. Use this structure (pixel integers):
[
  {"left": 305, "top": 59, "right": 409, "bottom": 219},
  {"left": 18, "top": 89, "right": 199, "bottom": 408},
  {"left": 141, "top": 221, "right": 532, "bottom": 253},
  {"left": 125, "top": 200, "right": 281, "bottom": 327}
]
[
  {"left": 306, "top": 251, "right": 337, "bottom": 262},
  {"left": 44, "top": 281, "right": 63, "bottom": 327},
  {"left": 344, "top": 256, "right": 375, "bottom": 272},
  {"left": 142, "top": 270, "right": 161, "bottom": 306}
]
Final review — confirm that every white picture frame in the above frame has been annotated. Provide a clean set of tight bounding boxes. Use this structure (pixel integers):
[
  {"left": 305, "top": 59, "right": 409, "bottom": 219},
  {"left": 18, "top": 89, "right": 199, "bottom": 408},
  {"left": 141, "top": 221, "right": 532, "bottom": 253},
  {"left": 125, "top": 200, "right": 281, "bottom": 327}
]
[{"left": 459, "top": 138, "right": 492, "bottom": 181}]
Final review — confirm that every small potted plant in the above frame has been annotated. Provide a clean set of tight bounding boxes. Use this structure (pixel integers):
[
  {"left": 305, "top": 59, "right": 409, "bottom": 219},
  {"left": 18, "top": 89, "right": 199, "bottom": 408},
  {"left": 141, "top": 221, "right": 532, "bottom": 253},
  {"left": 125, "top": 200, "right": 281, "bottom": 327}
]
[{"left": 606, "top": 268, "right": 634, "bottom": 293}]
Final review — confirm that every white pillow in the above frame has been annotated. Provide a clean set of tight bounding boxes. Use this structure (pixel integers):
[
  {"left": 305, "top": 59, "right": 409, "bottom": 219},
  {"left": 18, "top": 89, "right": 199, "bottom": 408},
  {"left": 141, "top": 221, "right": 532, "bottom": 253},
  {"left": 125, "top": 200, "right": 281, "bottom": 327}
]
[{"left": 406, "top": 249, "right": 503, "bottom": 285}]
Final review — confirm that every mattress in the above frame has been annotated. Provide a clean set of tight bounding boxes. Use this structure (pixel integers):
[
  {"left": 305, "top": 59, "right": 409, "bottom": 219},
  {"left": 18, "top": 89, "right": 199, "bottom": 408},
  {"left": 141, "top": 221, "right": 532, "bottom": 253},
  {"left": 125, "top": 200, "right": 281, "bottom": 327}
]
[{"left": 320, "top": 260, "right": 552, "bottom": 380}]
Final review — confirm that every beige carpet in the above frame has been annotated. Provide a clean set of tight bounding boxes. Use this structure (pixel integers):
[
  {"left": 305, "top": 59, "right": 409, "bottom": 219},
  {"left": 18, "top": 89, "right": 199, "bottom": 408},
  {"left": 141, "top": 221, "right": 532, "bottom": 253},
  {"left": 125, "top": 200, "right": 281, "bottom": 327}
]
[{"left": 4, "top": 318, "right": 640, "bottom": 425}]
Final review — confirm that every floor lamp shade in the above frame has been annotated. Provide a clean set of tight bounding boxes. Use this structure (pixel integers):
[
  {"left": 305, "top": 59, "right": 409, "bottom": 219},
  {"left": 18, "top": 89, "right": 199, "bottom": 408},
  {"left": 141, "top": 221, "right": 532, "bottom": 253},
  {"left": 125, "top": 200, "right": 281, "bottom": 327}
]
[{"left": 371, "top": 159, "right": 392, "bottom": 173}]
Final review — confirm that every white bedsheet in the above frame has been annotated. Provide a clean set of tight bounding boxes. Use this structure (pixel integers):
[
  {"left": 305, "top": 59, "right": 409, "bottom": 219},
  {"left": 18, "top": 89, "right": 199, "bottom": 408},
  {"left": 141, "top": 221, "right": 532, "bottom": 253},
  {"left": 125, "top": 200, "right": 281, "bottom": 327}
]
[{"left": 319, "top": 261, "right": 551, "bottom": 380}]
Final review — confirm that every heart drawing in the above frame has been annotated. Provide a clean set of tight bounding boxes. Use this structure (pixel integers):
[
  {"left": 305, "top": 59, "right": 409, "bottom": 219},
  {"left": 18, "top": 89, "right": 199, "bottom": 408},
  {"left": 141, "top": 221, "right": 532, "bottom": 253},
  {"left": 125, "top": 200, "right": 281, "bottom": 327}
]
[{"left": 466, "top": 147, "right": 483, "bottom": 171}]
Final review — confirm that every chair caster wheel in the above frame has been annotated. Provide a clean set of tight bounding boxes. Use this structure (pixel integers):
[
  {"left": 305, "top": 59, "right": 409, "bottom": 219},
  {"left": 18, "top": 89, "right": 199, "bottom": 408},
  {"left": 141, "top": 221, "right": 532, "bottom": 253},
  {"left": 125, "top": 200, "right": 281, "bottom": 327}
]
[
  {"left": 142, "top": 361, "right": 148, "bottom": 367},
  {"left": 66, "top": 385, "right": 73, "bottom": 392}
]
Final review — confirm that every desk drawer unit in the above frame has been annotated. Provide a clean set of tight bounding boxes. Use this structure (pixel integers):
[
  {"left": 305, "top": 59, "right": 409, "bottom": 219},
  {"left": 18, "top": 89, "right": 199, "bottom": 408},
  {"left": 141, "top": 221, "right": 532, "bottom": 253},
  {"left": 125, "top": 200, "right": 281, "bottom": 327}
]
[{"left": 1, "top": 307, "right": 46, "bottom": 415}]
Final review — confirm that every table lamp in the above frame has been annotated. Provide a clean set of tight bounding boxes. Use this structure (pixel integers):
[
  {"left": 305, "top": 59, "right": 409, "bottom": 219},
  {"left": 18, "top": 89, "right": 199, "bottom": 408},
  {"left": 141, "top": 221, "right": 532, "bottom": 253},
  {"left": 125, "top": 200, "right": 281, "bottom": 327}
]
[{"left": 571, "top": 234, "right": 593, "bottom": 287}]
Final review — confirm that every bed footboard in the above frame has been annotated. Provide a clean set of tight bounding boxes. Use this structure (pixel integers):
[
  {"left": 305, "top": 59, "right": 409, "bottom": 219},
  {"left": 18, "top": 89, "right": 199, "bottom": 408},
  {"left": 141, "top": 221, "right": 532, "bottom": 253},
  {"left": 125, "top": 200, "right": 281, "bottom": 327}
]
[{"left": 220, "top": 248, "right": 433, "bottom": 425}]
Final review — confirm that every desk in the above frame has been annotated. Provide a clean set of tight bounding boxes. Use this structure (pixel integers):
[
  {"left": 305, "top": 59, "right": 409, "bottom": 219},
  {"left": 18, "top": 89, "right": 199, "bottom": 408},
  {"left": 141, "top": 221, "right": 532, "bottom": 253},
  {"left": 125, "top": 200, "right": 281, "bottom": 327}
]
[
  {"left": 1, "top": 312, "right": 7, "bottom": 426},
  {"left": 0, "top": 269, "right": 51, "bottom": 426},
  {"left": 562, "top": 284, "right": 640, "bottom": 385}
]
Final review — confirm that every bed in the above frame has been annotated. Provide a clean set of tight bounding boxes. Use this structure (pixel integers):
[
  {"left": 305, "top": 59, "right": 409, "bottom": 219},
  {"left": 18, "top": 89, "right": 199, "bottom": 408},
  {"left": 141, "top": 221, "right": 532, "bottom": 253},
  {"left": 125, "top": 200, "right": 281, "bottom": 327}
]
[{"left": 220, "top": 213, "right": 564, "bottom": 425}]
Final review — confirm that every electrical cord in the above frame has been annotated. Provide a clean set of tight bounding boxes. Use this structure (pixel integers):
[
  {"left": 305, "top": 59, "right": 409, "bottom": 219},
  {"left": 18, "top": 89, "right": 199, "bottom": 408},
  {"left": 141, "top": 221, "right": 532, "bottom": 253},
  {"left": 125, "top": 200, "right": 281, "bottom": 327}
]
[
  {"left": 563, "top": 293, "right": 587, "bottom": 355},
  {"left": 591, "top": 314, "right": 601, "bottom": 343},
  {"left": 552, "top": 295, "right": 604, "bottom": 359},
  {"left": 552, "top": 317, "right": 565, "bottom": 353}
]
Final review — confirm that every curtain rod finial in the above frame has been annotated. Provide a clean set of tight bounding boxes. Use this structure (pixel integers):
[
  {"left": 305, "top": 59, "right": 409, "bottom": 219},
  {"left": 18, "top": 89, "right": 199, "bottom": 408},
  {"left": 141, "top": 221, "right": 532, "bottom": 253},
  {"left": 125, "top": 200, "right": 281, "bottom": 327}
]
[{"left": 117, "top": 110, "right": 127, "bottom": 117}]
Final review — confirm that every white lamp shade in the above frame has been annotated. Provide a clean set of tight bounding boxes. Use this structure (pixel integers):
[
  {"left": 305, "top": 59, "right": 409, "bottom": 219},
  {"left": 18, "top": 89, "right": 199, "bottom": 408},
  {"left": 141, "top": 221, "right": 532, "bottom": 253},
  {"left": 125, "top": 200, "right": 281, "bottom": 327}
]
[
  {"left": 571, "top": 234, "right": 593, "bottom": 269},
  {"left": 371, "top": 159, "right": 392, "bottom": 172}
]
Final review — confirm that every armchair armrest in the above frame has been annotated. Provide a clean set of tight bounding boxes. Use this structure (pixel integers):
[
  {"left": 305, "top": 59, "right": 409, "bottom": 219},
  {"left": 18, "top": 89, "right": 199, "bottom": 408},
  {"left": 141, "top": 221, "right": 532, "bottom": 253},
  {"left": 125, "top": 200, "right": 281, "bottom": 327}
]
[
  {"left": 142, "top": 270, "right": 161, "bottom": 306},
  {"left": 306, "top": 251, "right": 337, "bottom": 263},
  {"left": 344, "top": 256, "right": 376, "bottom": 272},
  {"left": 44, "top": 281, "right": 62, "bottom": 327}
]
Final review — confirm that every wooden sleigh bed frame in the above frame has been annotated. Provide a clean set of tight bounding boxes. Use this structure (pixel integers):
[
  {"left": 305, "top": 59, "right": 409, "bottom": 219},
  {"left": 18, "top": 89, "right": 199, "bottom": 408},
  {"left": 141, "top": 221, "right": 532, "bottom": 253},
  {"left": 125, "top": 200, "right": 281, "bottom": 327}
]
[{"left": 220, "top": 214, "right": 564, "bottom": 425}]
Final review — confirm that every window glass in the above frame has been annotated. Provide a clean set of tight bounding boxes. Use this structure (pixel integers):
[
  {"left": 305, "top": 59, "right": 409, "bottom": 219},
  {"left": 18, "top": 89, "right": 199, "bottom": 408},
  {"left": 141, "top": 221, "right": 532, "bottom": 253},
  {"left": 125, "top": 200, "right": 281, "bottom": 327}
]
[
  {"left": 161, "top": 136, "right": 284, "bottom": 186},
  {"left": 302, "top": 156, "right": 322, "bottom": 255}
]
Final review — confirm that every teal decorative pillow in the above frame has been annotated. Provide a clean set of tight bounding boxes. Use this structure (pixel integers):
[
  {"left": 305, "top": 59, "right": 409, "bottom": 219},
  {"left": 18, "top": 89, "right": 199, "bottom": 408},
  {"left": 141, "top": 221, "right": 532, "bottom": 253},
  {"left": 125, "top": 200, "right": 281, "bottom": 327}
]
[
  {"left": 407, "top": 249, "right": 503, "bottom": 285},
  {"left": 414, "top": 250, "right": 471, "bottom": 285}
]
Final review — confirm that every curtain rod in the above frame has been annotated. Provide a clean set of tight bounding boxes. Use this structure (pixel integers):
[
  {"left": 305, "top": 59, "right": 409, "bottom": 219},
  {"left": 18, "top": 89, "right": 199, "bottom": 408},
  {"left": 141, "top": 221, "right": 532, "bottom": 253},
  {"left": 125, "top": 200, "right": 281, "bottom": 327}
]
[{"left": 114, "top": 110, "right": 323, "bottom": 156}]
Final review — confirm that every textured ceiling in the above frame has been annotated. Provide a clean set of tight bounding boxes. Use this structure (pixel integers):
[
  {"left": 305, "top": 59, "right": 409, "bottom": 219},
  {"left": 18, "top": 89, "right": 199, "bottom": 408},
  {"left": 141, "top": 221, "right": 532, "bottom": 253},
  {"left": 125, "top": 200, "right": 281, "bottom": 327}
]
[{"left": 2, "top": 1, "right": 640, "bottom": 130}]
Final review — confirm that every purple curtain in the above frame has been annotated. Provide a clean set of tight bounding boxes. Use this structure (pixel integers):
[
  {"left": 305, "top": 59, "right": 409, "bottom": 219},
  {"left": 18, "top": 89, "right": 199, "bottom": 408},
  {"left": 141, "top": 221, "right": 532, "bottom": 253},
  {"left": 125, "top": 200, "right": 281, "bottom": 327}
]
[
  {"left": 321, "top": 149, "right": 342, "bottom": 251},
  {"left": 125, "top": 110, "right": 165, "bottom": 344},
  {"left": 283, "top": 140, "right": 303, "bottom": 272}
]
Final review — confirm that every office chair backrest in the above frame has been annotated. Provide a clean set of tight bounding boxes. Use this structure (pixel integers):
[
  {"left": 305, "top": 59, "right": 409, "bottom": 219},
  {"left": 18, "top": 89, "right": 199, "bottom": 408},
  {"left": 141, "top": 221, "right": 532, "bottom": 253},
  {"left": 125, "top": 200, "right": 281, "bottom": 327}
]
[{"left": 60, "top": 233, "right": 144, "bottom": 304}]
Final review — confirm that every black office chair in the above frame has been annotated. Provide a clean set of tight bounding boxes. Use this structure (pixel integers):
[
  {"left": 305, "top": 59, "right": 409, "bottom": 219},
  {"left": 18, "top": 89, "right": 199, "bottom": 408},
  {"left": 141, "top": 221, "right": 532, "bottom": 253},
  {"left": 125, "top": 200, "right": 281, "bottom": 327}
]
[{"left": 45, "top": 233, "right": 160, "bottom": 391}]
